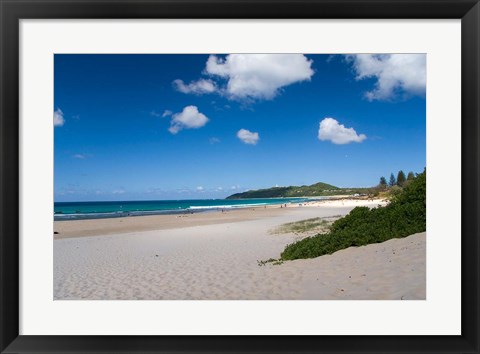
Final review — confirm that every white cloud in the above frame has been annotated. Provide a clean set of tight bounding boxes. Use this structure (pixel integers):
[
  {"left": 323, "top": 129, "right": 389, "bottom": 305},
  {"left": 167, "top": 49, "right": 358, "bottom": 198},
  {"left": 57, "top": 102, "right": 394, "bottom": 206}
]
[
  {"left": 216, "top": 186, "right": 223, "bottom": 191},
  {"left": 151, "top": 110, "right": 172, "bottom": 118},
  {"left": 54, "top": 108, "right": 65, "bottom": 127},
  {"left": 162, "top": 110, "right": 172, "bottom": 117},
  {"left": 173, "top": 79, "right": 217, "bottom": 95},
  {"left": 346, "top": 54, "right": 426, "bottom": 101},
  {"left": 205, "top": 54, "right": 314, "bottom": 100},
  {"left": 112, "top": 189, "right": 126, "bottom": 195},
  {"left": 176, "top": 188, "right": 191, "bottom": 194},
  {"left": 73, "top": 154, "right": 86, "bottom": 159},
  {"left": 168, "top": 106, "right": 209, "bottom": 134},
  {"left": 237, "top": 129, "right": 259, "bottom": 145},
  {"left": 196, "top": 186, "right": 204, "bottom": 191},
  {"left": 209, "top": 137, "right": 220, "bottom": 144},
  {"left": 318, "top": 118, "right": 366, "bottom": 145}
]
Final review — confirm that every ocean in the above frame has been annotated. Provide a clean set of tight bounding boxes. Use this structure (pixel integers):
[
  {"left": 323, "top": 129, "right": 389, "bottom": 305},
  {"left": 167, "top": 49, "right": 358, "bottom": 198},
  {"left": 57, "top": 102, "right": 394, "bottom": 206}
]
[{"left": 54, "top": 197, "right": 320, "bottom": 220}]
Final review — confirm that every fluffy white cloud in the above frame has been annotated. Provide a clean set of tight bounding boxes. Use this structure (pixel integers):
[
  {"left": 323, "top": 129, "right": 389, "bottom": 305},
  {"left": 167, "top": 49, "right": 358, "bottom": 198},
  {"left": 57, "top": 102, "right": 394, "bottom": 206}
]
[
  {"left": 237, "top": 129, "right": 259, "bottom": 145},
  {"left": 205, "top": 54, "right": 314, "bottom": 100},
  {"left": 347, "top": 54, "right": 426, "bottom": 101},
  {"left": 196, "top": 186, "right": 204, "bottom": 191},
  {"left": 318, "top": 118, "right": 366, "bottom": 145},
  {"left": 54, "top": 108, "right": 65, "bottom": 127},
  {"left": 173, "top": 79, "right": 217, "bottom": 95},
  {"left": 168, "top": 106, "right": 209, "bottom": 134}
]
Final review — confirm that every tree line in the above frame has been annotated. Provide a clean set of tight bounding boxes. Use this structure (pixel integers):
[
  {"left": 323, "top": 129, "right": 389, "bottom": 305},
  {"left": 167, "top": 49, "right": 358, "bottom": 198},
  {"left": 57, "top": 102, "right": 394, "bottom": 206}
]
[{"left": 379, "top": 170, "right": 415, "bottom": 188}]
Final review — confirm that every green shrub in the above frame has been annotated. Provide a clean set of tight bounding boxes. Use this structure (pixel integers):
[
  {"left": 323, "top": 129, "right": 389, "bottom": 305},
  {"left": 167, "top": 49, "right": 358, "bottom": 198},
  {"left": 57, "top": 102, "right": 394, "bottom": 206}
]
[{"left": 281, "top": 170, "right": 426, "bottom": 260}]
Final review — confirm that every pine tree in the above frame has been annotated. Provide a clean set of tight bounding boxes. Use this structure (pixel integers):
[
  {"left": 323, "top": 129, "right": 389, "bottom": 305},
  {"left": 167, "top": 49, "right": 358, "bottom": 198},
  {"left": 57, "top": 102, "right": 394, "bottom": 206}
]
[
  {"left": 389, "top": 173, "right": 396, "bottom": 187},
  {"left": 407, "top": 171, "right": 415, "bottom": 181},
  {"left": 397, "top": 170, "right": 406, "bottom": 187},
  {"left": 379, "top": 176, "right": 387, "bottom": 186}
]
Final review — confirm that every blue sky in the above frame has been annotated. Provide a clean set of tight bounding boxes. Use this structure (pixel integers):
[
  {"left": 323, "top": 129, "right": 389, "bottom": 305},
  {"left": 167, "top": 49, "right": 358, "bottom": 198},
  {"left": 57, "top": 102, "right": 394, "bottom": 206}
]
[{"left": 54, "top": 54, "right": 426, "bottom": 201}]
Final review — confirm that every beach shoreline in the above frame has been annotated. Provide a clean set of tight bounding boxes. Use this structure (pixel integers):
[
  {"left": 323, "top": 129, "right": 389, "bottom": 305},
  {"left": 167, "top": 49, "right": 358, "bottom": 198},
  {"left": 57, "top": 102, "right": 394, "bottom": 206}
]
[
  {"left": 54, "top": 197, "right": 388, "bottom": 239},
  {"left": 53, "top": 197, "right": 426, "bottom": 300}
]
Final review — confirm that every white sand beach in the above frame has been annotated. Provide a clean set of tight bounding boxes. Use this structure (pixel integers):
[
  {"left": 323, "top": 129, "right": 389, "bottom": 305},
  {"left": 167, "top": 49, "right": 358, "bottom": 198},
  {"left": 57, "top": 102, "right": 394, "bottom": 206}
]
[{"left": 54, "top": 199, "right": 425, "bottom": 300}]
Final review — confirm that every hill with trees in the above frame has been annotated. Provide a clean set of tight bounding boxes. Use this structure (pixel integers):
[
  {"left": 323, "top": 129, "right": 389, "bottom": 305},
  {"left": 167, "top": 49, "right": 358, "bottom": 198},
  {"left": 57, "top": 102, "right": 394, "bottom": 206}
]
[
  {"left": 227, "top": 169, "right": 419, "bottom": 200},
  {"left": 226, "top": 182, "right": 375, "bottom": 199}
]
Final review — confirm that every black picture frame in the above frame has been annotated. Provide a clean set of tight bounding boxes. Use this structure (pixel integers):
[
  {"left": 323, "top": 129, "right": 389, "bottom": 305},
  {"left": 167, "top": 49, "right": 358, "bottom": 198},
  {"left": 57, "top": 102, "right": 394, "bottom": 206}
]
[{"left": 1, "top": 1, "right": 479, "bottom": 353}]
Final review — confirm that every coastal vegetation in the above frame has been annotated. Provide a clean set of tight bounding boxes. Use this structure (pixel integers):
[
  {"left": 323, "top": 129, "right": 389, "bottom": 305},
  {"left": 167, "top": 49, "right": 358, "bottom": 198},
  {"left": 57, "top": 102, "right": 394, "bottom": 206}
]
[
  {"left": 280, "top": 169, "right": 426, "bottom": 260},
  {"left": 270, "top": 216, "right": 339, "bottom": 235},
  {"left": 380, "top": 170, "right": 415, "bottom": 190},
  {"left": 227, "top": 170, "right": 418, "bottom": 200},
  {"left": 226, "top": 182, "right": 376, "bottom": 199}
]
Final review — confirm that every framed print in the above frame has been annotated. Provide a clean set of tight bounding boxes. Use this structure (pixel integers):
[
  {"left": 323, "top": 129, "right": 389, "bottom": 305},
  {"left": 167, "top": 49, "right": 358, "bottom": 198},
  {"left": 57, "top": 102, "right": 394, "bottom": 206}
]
[{"left": 1, "top": 0, "right": 479, "bottom": 353}]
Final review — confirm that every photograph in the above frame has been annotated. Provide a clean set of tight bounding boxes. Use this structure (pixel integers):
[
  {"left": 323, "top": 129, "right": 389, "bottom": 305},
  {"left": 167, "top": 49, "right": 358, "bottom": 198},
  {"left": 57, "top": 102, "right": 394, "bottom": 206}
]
[{"left": 53, "top": 53, "right": 426, "bottom": 300}]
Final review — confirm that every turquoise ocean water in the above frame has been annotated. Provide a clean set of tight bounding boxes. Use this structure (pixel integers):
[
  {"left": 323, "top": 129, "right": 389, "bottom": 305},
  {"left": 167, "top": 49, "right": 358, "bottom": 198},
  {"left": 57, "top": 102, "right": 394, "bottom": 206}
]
[{"left": 54, "top": 197, "right": 320, "bottom": 220}]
